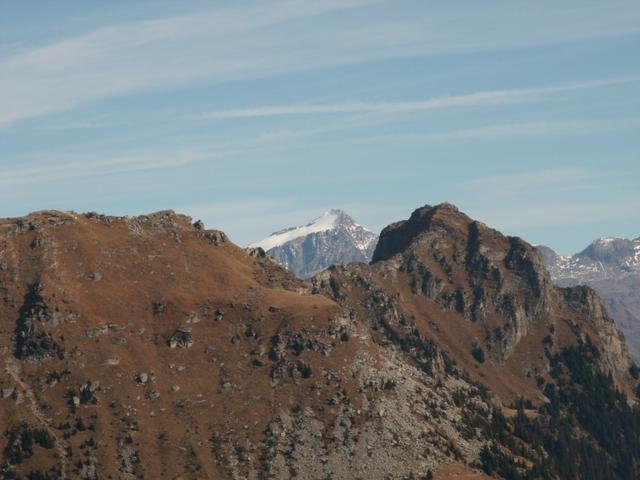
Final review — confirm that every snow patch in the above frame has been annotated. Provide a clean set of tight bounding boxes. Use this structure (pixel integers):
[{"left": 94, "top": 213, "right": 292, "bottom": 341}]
[
  {"left": 594, "top": 236, "right": 624, "bottom": 246},
  {"left": 249, "top": 210, "right": 341, "bottom": 251}
]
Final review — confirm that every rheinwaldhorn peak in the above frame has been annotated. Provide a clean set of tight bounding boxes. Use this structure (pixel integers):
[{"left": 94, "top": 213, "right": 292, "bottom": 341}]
[{"left": 249, "top": 209, "right": 378, "bottom": 278}]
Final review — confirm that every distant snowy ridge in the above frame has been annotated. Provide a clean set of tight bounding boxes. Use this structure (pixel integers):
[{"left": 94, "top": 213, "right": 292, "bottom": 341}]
[
  {"left": 539, "top": 236, "right": 640, "bottom": 284},
  {"left": 250, "top": 209, "right": 378, "bottom": 278},
  {"left": 538, "top": 235, "right": 640, "bottom": 361}
]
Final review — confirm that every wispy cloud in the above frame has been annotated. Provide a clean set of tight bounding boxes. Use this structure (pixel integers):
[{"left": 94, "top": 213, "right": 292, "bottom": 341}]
[
  {"left": 459, "top": 165, "right": 638, "bottom": 203},
  {"left": 195, "top": 77, "right": 639, "bottom": 120},
  {"left": 455, "top": 166, "right": 640, "bottom": 245},
  {"left": 5, "top": 116, "right": 634, "bottom": 188},
  {"left": 0, "top": 0, "right": 379, "bottom": 127},
  {"left": 0, "top": 130, "right": 329, "bottom": 187},
  {"left": 463, "top": 167, "right": 597, "bottom": 191},
  {"left": 0, "top": 149, "right": 204, "bottom": 187},
  {"left": 291, "top": 117, "right": 640, "bottom": 151},
  {"left": 179, "top": 199, "right": 294, "bottom": 221},
  {"left": 457, "top": 167, "right": 614, "bottom": 204},
  {"left": 472, "top": 199, "right": 640, "bottom": 232},
  {"left": 2, "top": 0, "right": 639, "bottom": 127},
  {"left": 374, "top": 118, "right": 640, "bottom": 143},
  {"left": 178, "top": 199, "right": 335, "bottom": 245}
]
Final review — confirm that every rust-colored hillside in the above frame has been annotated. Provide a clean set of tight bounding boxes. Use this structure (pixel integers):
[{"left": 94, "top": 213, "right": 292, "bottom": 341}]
[{"left": 0, "top": 206, "right": 637, "bottom": 479}]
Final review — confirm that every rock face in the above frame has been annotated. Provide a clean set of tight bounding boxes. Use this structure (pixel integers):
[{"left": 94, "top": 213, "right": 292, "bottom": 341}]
[
  {"left": 539, "top": 236, "right": 640, "bottom": 361},
  {"left": 317, "top": 204, "right": 632, "bottom": 397},
  {"left": 0, "top": 206, "right": 638, "bottom": 479},
  {"left": 250, "top": 209, "right": 378, "bottom": 278}
]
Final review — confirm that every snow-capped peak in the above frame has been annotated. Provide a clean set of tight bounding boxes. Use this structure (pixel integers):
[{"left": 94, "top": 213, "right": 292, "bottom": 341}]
[
  {"left": 249, "top": 209, "right": 379, "bottom": 277},
  {"left": 593, "top": 236, "right": 624, "bottom": 246},
  {"left": 250, "top": 209, "right": 346, "bottom": 251}
]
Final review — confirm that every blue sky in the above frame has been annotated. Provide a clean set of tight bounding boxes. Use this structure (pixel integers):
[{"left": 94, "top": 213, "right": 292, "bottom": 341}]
[{"left": 1, "top": 0, "right": 639, "bottom": 254}]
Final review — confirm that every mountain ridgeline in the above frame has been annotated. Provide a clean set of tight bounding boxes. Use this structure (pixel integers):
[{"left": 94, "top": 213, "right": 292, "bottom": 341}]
[
  {"left": 1, "top": 204, "right": 639, "bottom": 479},
  {"left": 250, "top": 209, "right": 378, "bottom": 278},
  {"left": 539, "top": 236, "right": 640, "bottom": 361}
]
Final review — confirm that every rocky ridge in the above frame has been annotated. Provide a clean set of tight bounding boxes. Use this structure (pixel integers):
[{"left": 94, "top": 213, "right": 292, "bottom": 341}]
[
  {"left": 0, "top": 205, "right": 637, "bottom": 479},
  {"left": 315, "top": 204, "right": 631, "bottom": 399}
]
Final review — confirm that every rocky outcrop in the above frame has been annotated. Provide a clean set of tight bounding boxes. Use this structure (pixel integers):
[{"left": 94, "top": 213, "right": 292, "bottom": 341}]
[
  {"left": 561, "top": 285, "right": 631, "bottom": 379},
  {"left": 317, "top": 203, "right": 632, "bottom": 394},
  {"left": 14, "top": 283, "right": 65, "bottom": 361},
  {"left": 371, "top": 205, "right": 555, "bottom": 362}
]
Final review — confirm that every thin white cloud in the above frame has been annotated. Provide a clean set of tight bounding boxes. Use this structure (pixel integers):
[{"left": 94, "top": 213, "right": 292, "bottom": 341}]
[
  {"left": 179, "top": 199, "right": 295, "bottom": 221},
  {"left": 471, "top": 199, "right": 640, "bottom": 231},
  {"left": 0, "top": 149, "right": 203, "bottom": 187},
  {"left": 178, "top": 199, "right": 336, "bottom": 245},
  {"left": 0, "top": 0, "right": 379, "bottom": 127},
  {"left": 453, "top": 165, "right": 640, "bottom": 246},
  {"left": 463, "top": 167, "right": 596, "bottom": 191},
  {"left": 457, "top": 167, "right": 623, "bottom": 205},
  {"left": 195, "top": 77, "right": 640, "bottom": 120},
  {"left": 0, "top": 130, "right": 326, "bottom": 187},
  {"left": 297, "top": 117, "right": 640, "bottom": 150},
  {"left": 5, "top": 117, "right": 634, "bottom": 188},
  {"left": 2, "top": 0, "right": 639, "bottom": 127},
  {"left": 384, "top": 118, "right": 640, "bottom": 142}
]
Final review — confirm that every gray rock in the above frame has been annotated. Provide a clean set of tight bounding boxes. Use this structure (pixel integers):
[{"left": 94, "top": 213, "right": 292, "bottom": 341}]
[{"left": 168, "top": 327, "right": 193, "bottom": 349}]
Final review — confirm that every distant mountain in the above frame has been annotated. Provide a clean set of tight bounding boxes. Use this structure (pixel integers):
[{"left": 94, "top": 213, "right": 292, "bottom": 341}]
[
  {"left": 538, "top": 236, "right": 640, "bottom": 361},
  {"left": 249, "top": 209, "right": 378, "bottom": 278}
]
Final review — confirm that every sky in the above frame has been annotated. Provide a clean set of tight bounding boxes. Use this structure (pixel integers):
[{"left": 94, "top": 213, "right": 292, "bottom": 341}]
[{"left": 1, "top": 0, "right": 639, "bottom": 255}]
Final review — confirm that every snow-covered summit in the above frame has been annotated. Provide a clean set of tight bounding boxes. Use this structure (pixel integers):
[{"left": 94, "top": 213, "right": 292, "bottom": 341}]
[
  {"left": 249, "top": 209, "right": 378, "bottom": 278},
  {"left": 250, "top": 209, "right": 366, "bottom": 251},
  {"left": 593, "top": 236, "right": 624, "bottom": 244}
]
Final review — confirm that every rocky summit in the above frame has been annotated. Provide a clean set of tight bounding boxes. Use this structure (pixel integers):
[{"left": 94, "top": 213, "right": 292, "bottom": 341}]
[
  {"left": 539, "top": 236, "right": 640, "bottom": 361},
  {"left": 250, "top": 209, "right": 378, "bottom": 278},
  {"left": 1, "top": 205, "right": 639, "bottom": 480}
]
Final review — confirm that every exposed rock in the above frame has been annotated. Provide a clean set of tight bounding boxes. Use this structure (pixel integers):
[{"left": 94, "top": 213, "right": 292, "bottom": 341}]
[
  {"left": 193, "top": 220, "right": 205, "bottom": 231},
  {"left": 203, "top": 230, "right": 228, "bottom": 246},
  {"left": 88, "top": 272, "right": 102, "bottom": 282},
  {"left": 245, "top": 247, "right": 266, "bottom": 258},
  {"left": 14, "top": 283, "right": 64, "bottom": 361},
  {"left": 0, "top": 386, "right": 15, "bottom": 399},
  {"left": 168, "top": 327, "right": 194, "bottom": 349}
]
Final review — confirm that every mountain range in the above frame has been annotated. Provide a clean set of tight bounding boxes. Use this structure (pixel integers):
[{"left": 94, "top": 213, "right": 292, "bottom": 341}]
[
  {"left": 249, "top": 209, "right": 378, "bottom": 278},
  {"left": 0, "top": 205, "right": 639, "bottom": 479},
  {"left": 253, "top": 210, "right": 640, "bottom": 367},
  {"left": 539, "top": 236, "right": 640, "bottom": 361}
]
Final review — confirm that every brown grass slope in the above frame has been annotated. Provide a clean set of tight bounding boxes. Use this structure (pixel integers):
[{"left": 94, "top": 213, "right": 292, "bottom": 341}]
[
  {"left": 0, "top": 205, "right": 634, "bottom": 479},
  {"left": 0, "top": 211, "right": 359, "bottom": 478}
]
